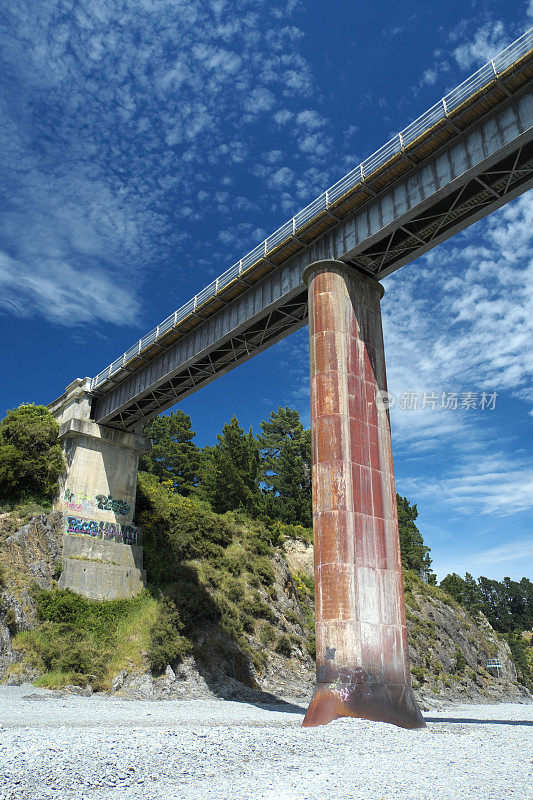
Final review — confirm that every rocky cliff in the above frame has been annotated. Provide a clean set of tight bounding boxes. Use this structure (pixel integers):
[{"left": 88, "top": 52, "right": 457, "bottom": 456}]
[
  {"left": 283, "top": 536, "right": 524, "bottom": 705},
  {"left": 0, "top": 511, "right": 528, "bottom": 706},
  {"left": 0, "top": 511, "right": 62, "bottom": 678}
]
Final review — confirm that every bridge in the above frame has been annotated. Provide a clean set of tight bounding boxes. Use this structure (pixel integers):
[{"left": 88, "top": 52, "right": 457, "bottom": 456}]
[
  {"left": 48, "top": 30, "right": 533, "bottom": 731},
  {"left": 87, "top": 30, "right": 533, "bottom": 431}
]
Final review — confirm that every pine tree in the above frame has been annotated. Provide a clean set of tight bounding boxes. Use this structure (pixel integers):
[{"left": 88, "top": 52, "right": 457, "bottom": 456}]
[
  {"left": 441, "top": 572, "right": 483, "bottom": 611},
  {"left": 396, "top": 495, "right": 435, "bottom": 581},
  {"left": 258, "top": 406, "right": 312, "bottom": 526},
  {"left": 141, "top": 411, "right": 201, "bottom": 495},
  {"left": 200, "top": 416, "right": 261, "bottom": 515}
]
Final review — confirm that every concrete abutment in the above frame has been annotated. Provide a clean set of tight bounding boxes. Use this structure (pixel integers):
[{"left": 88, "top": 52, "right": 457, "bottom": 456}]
[{"left": 48, "top": 378, "right": 151, "bottom": 601}]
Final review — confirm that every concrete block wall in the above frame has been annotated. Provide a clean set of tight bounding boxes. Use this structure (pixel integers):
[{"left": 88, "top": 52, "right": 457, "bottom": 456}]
[
  {"left": 48, "top": 379, "right": 151, "bottom": 600},
  {"left": 59, "top": 534, "right": 146, "bottom": 601}
]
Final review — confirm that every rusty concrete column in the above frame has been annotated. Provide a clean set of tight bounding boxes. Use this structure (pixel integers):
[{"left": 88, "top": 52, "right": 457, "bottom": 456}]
[{"left": 302, "top": 259, "right": 425, "bottom": 729}]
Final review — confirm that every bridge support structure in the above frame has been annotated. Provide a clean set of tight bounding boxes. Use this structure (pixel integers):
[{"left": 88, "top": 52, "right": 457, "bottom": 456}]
[
  {"left": 48, "top": 379, "right": 151, "bottom": 600},
  {"left": 302, "top": 260, "right": 424, "bottom": 729}
]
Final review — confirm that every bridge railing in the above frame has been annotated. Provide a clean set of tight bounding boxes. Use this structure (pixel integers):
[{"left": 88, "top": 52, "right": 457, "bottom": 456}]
[{"left": 91, "top": 27, "right": 533, "bottom": 391}]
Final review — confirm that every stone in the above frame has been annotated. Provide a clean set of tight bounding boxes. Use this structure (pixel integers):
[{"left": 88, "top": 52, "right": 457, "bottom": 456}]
[{"left": 111, "top": 671, "right": 126, "bottom": 691}]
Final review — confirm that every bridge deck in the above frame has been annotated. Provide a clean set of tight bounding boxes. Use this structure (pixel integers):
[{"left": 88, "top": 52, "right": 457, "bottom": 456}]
[{"left": 85, "top": 31, "right": 533, "bottom": 431}]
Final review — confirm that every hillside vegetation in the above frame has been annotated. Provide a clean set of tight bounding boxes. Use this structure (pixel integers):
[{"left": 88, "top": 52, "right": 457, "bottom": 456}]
[{"left": 0, "top": 402, "right": 531, "bottom": 701}]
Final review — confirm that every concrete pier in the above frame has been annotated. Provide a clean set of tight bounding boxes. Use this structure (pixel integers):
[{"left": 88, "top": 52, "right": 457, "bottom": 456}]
[
  {"left": 48, "top": 379, "right": 151, "bottom": 600},
  {"left": 302, "top": 260, "right": 424, "bottom": 729}
]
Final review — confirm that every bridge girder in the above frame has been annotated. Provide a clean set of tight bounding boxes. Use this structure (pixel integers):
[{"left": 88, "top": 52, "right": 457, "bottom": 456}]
[{"left": 91, "top": 81, "right": 533, "bottom": 431}]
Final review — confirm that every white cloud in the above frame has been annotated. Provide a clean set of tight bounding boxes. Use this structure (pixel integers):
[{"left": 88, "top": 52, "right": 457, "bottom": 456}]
[
  {"left": 421, "top": 68, "right": 438, "bottom": 86},
  {"left": 403, "top": 455, "right": 533, "bottom": 516},
  {"left": 295, "top": 110, "right": 325, "bottom": 130},
  {"left": 274, "top": 110, "right": 294, "bottom": 126},
  {"left": 384, "top": 191, "right": 533, "bottom": 416},
  {"left": 453, "top": 21, "right": 509, "bottom": 70},
  {"left": 244, "top": 86, "right": 276, "bottom": 114},
  {"left": 472, "top": 537, "right": 533, "bottom": 567},
  {"left": 0, "top": 0, "right": 326, "bottom": 329},
  {"left": 378, "top": 192, "right": 533, "bottom": 516},
  {"left": 0, "top": 249, "right": 140, "bottom": 326},
  {"left": 435, "top": 534, "right": 533, "bottom": 581}
]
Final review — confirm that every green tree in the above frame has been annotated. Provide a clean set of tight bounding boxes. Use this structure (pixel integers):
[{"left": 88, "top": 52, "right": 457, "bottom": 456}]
[
  {"left": 397, "top": 494, "right": 435, "bottom": 581},
  {"left": 258, "top": 406, "right": 312, "bottom": 526},
  {"left": 0, "top": 404, "right": 63, "bottom": 506},
  {"left": 141, "top": 411, "right": 201, "bottom": 495},
  {"left": 440, "top": 572, "right": 483, "bottom": 612},
  {"left": 200, "top": 416, "right": 261, "bottom": 514}
]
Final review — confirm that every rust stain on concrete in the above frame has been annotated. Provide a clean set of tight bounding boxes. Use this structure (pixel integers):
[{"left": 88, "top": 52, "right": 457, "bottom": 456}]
[{"left": 302, "top": 259, "right": 425, "bottom": 730}]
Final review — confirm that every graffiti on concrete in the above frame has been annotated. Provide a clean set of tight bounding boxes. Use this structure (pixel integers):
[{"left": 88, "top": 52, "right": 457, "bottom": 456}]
[
  {"left": 65, "top": 516, "right": 141, "bottom": 545},
  {"left": 95, "top": 494, "right": 130, "bottom": 516},
  {"left": 327, "top": 667, "right": 374, "bottom": 703},
  {"left": 63, "top": 488, "right": 95, "bottom": 515},
  {"left": 63, "top": 488, "right": 131, "bottom": 518}
]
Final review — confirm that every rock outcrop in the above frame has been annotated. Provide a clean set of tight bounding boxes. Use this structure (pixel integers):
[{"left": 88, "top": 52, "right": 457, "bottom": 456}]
[
  {"left": 0, "top": 512, "right": 63, "bottom": 677},
  {"left": 0, "top": 513, "right": 529, "bottom": 705}
]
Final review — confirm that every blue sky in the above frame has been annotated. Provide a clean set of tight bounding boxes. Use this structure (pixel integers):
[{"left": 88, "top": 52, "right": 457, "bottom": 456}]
[{"left": 0, "top": 0, "right": 532, "bottom": 581}]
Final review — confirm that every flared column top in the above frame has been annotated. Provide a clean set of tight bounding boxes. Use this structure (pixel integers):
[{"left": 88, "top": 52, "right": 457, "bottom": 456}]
[{"left": 302, "top": 259, "right": 385, "bottom": 300}]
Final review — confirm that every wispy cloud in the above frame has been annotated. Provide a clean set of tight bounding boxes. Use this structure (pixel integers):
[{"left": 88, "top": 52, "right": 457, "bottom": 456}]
[
  {"left": 379, "top": 192, "right": 533, "bottom": 515},
  {"left": 472, "top": 536, "right": 533, "bottom": 567},
  {"left": 384, "top": 192, "right": 533, "bottom": 409},
  {"left": 0, "top": 0, "right": 330, "bottom": 328},
  {"left": 452, "top": 21, "right": 510, "bottom": 70},
  {"left": 402, "top": 455, "right": 533, "bottom": 516},
  {"left": 435, "top": 534, "right": 533, "bottom": 581},
  {"left": 412, "top": 13, "right": 528, "bottom": 95}
]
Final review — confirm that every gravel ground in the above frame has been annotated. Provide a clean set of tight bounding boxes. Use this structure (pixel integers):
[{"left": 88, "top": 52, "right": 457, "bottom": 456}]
[{"left": 0, "top": 685, "right": 532, "bottom": 800}]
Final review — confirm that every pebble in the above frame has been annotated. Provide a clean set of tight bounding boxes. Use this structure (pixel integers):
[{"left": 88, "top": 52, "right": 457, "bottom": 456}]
[{"left": 0, "top": 686, "right": 531, "bottom": 799}]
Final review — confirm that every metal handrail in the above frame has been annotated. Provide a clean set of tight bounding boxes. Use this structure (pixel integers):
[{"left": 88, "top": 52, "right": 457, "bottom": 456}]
[{"left": 91, "top": 27, "right": 533, "bottom": 390}]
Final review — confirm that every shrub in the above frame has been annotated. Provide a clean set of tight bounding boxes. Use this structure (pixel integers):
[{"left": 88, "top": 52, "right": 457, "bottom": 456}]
[
  {"left": 16, "top": 588, "right": 149, "bottom": 689},
  {"left": 253, "top": 557, "right": 275, "bottom": 587},
  {"left": 223, "top": 576, "right": 246, "bottom": 603},
  {"left": 412, "top": 665, "right": 425, "bottom": 683},
  {"left": 285, "top": 610, "right": 300, "bottom": 626},
  {"left": 259, "top": 623, "right": 276, "bottom": 646},
  {"left": 272, "top": 521, "right": 313, "bottom": 545},
  {"left": 275, "top": 634, "right": 292, "bottom": 657},
  {"left": 242, "top": 593, "right": 276, "bottom": 624},
  {"left": 251, "top": 649, "right": 268, "bottom": 672},
  {"left": 147, "top": 598, "right": 191, "bottom": 674},
  {"left": 137, "top": 472, "right": 235, "bottom": 584},
  {"left": 454, "top": 648, "right": 467, "bottom": 673},
  {"left": 4, "top": 608, "right": 17, "bottom": 635},
  {"left": 0, "top": 405, "right": 64, "bottom": 506},
  {"left": 241, "top": 613, "right": 255, "bottom": 634},
  {"left": 166, "top": 569, "right": 220, "bottom": 634}
]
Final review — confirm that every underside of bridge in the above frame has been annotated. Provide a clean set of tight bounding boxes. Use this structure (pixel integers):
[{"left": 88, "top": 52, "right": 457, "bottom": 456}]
[
  {"left": 89, "top": 46, "right": 533, "bottom": 432},
  {"left": 92, "top": 133, "right": 533, "bottom": 432}
]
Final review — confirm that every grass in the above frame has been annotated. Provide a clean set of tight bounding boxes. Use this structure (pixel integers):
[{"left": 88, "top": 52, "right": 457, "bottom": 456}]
[
  {"left": 107, "top": 593, "right": 159, "bottom": 677},
  {"left": 13, "top": 588, "right": 158, "bottom": 690}
]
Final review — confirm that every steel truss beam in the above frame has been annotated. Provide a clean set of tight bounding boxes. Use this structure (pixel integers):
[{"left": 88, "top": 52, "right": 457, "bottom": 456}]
[
  {"left": 108, "top": 294, "right": 309, "bottom": 430},
  {"left": 347, "top": 143, "right": 533, "bottom": 275},
  {"left": 94, "top": 126, "right": 533, "bottom": 430}
]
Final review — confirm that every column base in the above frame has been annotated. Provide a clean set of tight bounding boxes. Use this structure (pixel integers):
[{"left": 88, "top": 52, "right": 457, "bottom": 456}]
[{"left": 302, "top": 681, "right": 426, "bottom": 729}]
